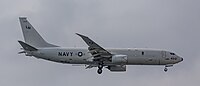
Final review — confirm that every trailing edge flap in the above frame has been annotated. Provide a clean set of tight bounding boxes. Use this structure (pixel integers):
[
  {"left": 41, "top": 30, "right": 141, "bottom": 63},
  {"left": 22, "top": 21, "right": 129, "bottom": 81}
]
[{"left": 18, "top": 40, "right": 38, "bottom": 51}]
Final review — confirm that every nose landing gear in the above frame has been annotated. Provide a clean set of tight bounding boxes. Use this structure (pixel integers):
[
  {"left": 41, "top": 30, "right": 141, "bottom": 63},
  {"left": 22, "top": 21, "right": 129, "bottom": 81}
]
[
  {"left": 164, "top": 64, "right": 173, "bottom": 72},
  {"left": 164, "top": 67, "right": 168, "bottom": 72}
]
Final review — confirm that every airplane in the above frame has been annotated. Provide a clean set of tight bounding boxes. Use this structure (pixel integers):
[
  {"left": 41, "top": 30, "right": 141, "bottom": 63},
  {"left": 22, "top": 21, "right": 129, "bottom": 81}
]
[{"left": 18, "top": 17, "right": 183, "bottom": 74}]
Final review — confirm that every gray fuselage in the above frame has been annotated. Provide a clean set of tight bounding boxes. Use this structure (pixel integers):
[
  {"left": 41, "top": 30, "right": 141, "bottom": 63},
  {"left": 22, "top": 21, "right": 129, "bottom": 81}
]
[{"left": 30, "top": 47, "right": 182, "bottom": 66}]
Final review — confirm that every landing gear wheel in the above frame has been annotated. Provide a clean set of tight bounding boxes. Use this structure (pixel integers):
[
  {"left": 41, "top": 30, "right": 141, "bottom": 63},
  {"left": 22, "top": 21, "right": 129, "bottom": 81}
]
[
  {"left": 98, "top": 62, "right": 103, "bottom": 68},
  {"left": 97, "top": 69, "right": 103, "bottom": 74},
  {"left": 97, "top": 62, "right": 103, "bottom": 74},
  {"left": 98, "top": 65, "right": 103, "bottom": 69},
  {"left": 164, "top": 67, "right": 168, "bottom": 72}
]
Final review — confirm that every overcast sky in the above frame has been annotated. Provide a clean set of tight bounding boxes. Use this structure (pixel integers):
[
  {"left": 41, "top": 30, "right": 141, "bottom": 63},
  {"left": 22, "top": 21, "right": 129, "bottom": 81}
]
[{"left": 0, "top": 0, "right": 200, "bottom": 86}]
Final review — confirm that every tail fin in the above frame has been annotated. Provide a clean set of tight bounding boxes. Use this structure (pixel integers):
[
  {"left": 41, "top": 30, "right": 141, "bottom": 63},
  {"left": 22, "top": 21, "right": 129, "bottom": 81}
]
[{"left": 19, "top": 17, "right": 58, "bottom": 48}]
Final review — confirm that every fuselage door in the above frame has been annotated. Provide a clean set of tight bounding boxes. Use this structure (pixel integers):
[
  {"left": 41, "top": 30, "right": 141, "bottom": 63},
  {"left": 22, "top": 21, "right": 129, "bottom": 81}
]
[{"left": 162, "top": 51, "right": 166, "bottom": 58}]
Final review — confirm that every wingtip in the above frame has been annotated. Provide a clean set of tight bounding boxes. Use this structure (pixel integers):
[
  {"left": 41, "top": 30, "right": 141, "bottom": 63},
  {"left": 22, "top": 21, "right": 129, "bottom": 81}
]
[
  {"left": 19, "top": 17, "right": 27, "bottom": 19},
  {"left": 75, "top": 33, "right": 88, "bottom": 38},
  {"left": 75, "top": 33, "right": 80, "bottom": 35},
  {"left": 76, "top": 33, "right": 83, "bottom": 36}
]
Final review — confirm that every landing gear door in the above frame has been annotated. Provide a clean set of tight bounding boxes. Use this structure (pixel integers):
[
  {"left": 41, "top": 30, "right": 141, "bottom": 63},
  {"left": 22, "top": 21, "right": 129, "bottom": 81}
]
[{"left": 162, "top": 51, "right": 166, "bottom": 58}]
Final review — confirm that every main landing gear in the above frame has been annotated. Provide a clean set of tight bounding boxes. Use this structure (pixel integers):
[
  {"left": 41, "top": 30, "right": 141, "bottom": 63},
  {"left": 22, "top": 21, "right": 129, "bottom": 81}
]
[
  {"left": 97, "top": 62, "right": 103, "bottom": 74},
  {"left": 97, "top": 68, "right": 103, "bottom": 74}
]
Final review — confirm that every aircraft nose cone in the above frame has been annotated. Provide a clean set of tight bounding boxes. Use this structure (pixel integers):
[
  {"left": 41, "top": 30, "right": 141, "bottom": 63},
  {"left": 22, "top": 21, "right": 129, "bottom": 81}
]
[{"left": 181, "top": 58, "right": 183, "bottom": 62}]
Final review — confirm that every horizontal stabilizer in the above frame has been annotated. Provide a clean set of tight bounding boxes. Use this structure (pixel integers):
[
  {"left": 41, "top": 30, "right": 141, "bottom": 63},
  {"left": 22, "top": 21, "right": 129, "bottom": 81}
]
[{"left": 18, "top": 40, "right": 38, "bottom": 51}]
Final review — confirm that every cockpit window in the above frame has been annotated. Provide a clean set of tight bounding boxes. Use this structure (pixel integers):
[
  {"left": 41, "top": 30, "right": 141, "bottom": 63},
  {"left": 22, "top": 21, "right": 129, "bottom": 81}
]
[{"left": 170, "top": 53, "right": 175, "bottom": 55}]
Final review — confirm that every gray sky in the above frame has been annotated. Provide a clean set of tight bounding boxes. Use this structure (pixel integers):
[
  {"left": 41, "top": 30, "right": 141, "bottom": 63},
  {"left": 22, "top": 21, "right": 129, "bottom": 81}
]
[{"left": 0, "top": 0, "right": 200, "bottom": 86}]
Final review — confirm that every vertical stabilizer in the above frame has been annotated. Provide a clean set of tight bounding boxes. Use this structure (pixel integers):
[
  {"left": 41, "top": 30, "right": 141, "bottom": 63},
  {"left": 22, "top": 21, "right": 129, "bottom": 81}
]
[{"left": 19, "top": 17, "right": 58, "bottom": 48}]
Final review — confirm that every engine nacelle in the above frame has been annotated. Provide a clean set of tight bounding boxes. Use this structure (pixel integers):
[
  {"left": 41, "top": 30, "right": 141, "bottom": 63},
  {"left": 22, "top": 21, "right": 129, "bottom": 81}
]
[
  {"left": 107, "top": 65, "right": 126, "bottom": 72},
  {"left": 112, "top": 55, "right": 127, "bottom": 64}
]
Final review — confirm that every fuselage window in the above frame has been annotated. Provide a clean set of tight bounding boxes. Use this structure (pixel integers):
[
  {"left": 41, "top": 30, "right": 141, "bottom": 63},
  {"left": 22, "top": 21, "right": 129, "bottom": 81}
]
[
  {"left": 171, "top": 57, "right": 177, "bottom": 60},
  {"left": 165, "top": 58, "right": 170, "bottom": 60},
  {"left": 142, "top": 51, "right": 144, "bottom": 55}
]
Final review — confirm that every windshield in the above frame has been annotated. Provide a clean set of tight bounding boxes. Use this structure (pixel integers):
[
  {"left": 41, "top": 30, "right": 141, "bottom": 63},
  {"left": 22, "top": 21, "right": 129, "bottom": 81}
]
[{"left": 170, "top": 53, "right": 175, "bottom": 55}]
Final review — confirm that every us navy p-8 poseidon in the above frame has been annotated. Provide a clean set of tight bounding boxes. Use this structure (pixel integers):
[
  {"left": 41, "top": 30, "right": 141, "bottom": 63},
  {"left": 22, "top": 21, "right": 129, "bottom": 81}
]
[{"left": 18, "top": 17, "right": 183, "bottom": 74}]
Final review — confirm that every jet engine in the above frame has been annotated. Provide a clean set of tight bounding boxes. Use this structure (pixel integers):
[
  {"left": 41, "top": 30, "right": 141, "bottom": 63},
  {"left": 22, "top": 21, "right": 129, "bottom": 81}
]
[
  {"left": 107, "top": 65, "right": 126, "bottom": 72},
  {"left": 112, "top": 55, "right": 127, "bottom": 64}
]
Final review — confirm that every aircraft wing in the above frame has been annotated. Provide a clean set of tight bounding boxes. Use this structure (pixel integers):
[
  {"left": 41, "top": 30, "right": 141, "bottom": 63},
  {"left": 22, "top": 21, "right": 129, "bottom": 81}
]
[{"left": 76, "top": 33, "right": 112, "bottom": 61}]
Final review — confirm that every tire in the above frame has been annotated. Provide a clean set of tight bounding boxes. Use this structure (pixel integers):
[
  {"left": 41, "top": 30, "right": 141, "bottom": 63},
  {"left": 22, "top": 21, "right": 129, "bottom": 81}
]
[
  {"left": 164, "top": 68, "right": 168, "bottom": 72},
  {"left": 97, "top": 69, "right": 102, "bottom": 74},
  {"left": 98, "top": 65, "right": 103, "bottom": 69}
]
